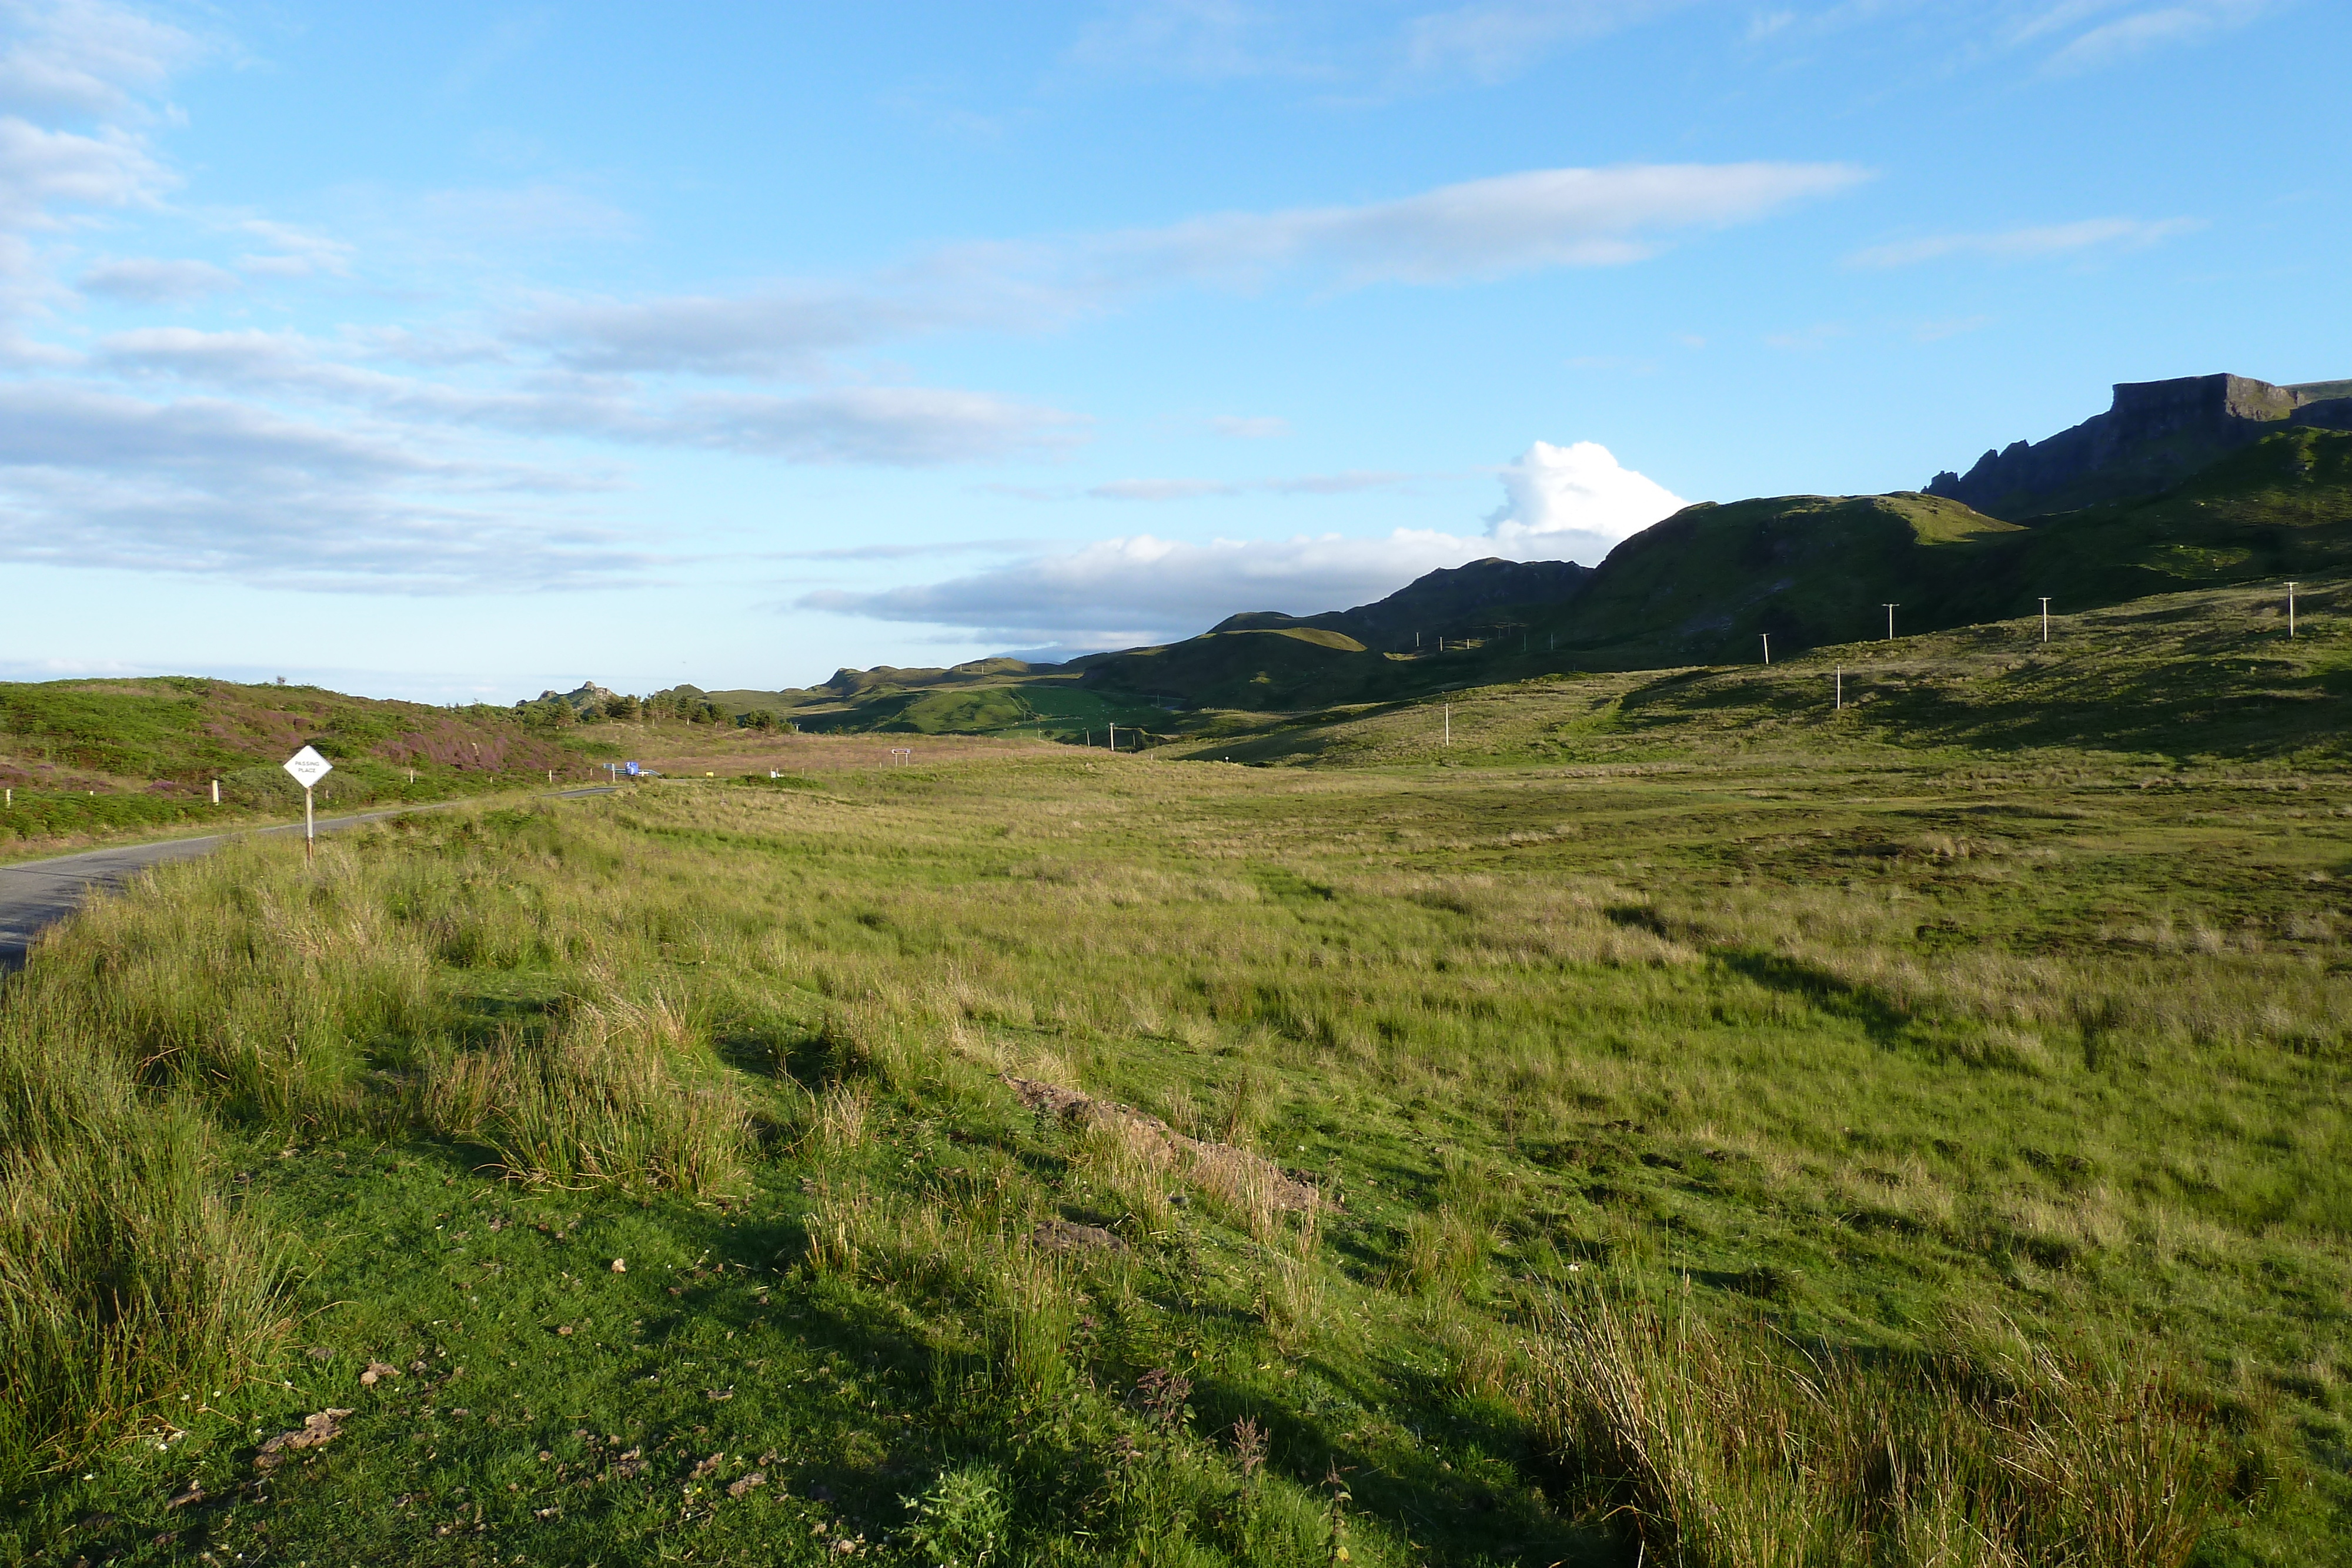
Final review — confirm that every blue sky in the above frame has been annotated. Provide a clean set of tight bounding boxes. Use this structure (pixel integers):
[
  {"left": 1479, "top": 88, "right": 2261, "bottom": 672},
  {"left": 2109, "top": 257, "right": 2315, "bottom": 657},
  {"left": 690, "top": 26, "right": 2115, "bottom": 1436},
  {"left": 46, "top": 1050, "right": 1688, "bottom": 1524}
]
[{"left": 0, "top": 0, "right": 2344, "bottom": 700}]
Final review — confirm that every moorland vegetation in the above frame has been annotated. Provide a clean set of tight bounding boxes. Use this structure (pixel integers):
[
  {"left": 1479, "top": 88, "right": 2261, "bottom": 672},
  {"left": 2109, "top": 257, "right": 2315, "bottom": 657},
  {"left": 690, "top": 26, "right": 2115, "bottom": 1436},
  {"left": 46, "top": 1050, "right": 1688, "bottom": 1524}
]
[{"left": 3, "top": 579, "right": 2347, "bottom": 1564}]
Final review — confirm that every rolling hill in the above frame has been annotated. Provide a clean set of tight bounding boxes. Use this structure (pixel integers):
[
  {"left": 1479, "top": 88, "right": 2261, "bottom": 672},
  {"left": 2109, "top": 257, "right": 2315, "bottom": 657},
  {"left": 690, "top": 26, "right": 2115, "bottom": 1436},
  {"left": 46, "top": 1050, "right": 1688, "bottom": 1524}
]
[{"left": 0, "top": 678, "right": 597, "bottom": 848}]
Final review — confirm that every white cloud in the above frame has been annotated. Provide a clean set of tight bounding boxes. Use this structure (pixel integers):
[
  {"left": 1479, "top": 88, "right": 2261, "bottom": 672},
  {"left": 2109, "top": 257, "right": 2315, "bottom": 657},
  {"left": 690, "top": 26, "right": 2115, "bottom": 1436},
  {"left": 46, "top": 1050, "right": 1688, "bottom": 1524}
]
[
  {"left": 1082, "top": 470, "right": 1409, "bottom": 501},
  {"left": 516, "top": 162, "right": 1868, "bottom": 375},
  {"left": 232, "top": 217, "right": 356, "bottom": 279},
  {"left": 2037, "top": 0, "right": 2278, "bottom": 71},
  {"left": 657, "top": 387, "right": 1088, "bottom": 465},
  {"left": 1065, "top": 1, "right": 1322, "bottom": 82},
  {"left": 1401, "top": 1, "right": 1686, "bottom": 83},
  {"left": 513, "top": 283, "right": 986, "bottom": 376},
  {"left": 0, "top": 382, "right": 646, "bottom": 591},
  {"left": 1846, "top": 216, "right": 2200, "bottom": 267},
  {"left": 1210, "top": 413, "right": 1288, "bottom": 438},
  {"left": 804, "top": 439, "right": 1683, "bottom": 646},
  {"left": 0, "top": 112, "right": 164, "bottom": 224},
  {"left": 98, "top": 325, "right": 1090, "bottom": 467},
  {"left": 78, "top": 254, "right": 235, "bottom": 300},
  {"left": 800, "top": 529, "right": 1487, "bottom": 647},
  {"left": 1483, "top": 439, "right": 1685, "bottom": 557},
  {"left": 1068, "top": 0, "right": 1688, "bottom": 86},
  {"left": 0, "top": 0, "right": 203, "bottom": 119},
  {"left": 1097, "top": 162, "right": 1870, "bottom": 287}
]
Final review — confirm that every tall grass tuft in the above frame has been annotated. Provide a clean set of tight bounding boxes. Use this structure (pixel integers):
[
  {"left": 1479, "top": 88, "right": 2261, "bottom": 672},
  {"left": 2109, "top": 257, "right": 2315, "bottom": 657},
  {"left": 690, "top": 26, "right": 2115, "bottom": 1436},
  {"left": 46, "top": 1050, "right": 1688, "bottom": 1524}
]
[
  {"left": 1535, "top": 1284, "right": 2226, "bottom": 1568},
  {"left": 426, "top": 985, "right": 749, "bottom": 1197},
  {"left": 0, "top": 983, "right": 284, "bottom": 1485}
]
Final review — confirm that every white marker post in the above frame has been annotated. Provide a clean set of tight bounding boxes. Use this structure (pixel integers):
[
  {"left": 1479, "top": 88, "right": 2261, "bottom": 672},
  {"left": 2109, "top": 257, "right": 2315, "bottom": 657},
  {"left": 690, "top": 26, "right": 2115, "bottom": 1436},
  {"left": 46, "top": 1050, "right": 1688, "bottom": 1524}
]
[
  {"left": 1761, "top": 633, "right": 1771, "bottom": 665},
  {"left": 2287, "top": 581, "right": 2298, "bottom": 638},
  {"left": 1444, "top": 703, "right": 1452, "bottom": 748},
  {"left": 283, "top": 745, "right": 331, "bottom": 862},
  {"left": 2039, "top": 597, "right": 2052, "bottom": 643}
]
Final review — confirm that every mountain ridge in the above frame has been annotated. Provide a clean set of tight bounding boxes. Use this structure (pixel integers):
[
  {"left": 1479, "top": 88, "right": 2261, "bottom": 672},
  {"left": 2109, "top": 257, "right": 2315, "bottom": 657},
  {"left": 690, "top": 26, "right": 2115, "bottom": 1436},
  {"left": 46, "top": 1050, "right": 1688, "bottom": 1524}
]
[{"left": 1926, "top": 372, "right": 2352, "bottom": 519}]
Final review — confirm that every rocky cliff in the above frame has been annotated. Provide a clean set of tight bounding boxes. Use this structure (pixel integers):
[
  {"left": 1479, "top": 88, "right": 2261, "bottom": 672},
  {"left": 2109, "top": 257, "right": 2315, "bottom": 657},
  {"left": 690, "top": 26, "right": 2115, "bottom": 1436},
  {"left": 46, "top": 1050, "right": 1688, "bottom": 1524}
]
[{"left": 1926, "top": 373, "right": 2352, "bottom": 520}]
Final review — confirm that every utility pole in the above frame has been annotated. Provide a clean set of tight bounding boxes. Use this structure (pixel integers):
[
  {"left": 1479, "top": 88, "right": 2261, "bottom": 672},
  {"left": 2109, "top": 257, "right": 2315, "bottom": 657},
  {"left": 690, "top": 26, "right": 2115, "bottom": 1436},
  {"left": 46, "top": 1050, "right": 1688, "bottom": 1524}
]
[
  {"left": 2288, "top": 581, "right": 2298, "bottom": 638},
  {"left": 2038, "top": 597, "right": 2051, "bottom": 643},
  {"left": 1761, "top": 633, "right": 1771, "bottom": 665},
  {"left": 1883, "top": 603, "right": 1899, "bottom": 641}
]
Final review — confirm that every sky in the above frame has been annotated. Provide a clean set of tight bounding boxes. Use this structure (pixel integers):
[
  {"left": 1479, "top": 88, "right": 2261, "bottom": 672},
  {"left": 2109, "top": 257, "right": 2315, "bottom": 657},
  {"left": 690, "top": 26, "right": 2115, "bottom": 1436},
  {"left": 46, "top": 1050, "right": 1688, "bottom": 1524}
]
[{"left": 0, "top": 0, "right": 2344, "bottom": 701}]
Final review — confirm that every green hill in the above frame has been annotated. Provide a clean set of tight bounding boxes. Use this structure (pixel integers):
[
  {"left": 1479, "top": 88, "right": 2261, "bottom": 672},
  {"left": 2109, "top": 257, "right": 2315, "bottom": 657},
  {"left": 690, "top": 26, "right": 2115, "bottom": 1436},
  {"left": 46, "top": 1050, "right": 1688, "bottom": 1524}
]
[
  {"left": 1073, "top": 427, "right": 2352, "bottom": 716},
  {"left": 1169, "top": 573, "right": 2348, "bottom": 770},
  {"left": 0, "top": 678, "right": 590, "bottom": 849}
]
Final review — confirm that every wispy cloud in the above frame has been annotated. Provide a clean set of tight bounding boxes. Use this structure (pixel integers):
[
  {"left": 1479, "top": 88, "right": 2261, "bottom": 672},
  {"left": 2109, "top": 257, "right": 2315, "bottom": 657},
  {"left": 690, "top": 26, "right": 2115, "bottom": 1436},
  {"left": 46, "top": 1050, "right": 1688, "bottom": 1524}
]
[
  {"left": 805, "top": 437, "right": 1682, "bottom": 646},
  {"left": 765, "top": 539, "right": 1040, "bottom": 563},
  {"left": 0, "top": 382, "right": 648, "bottom": 591},
  {"left": 2033, "top": 0, "right": 2280, "bottom": 72},
  {"left": 1400, "top": 1, "right": 1689, "bottom": 84},
  {"left": 1091, "top": 162, "right": 1872, "bottom": 286},
  {"left": 0, "top": 0, "right": 206, "bottom": 119},
  {"left": 799, "top": 528, "right": 1488, "bottom": 647},
  {"left": 98, "top": 326, "right": 1093, "bottom": 466},
  {"left": 1846, "top": 215, "right": 2200, "bottom": 267},
  {"left": 1068, "top": 0, "right": 1689, "bottom": 88},
  {"left": 78, "top": 254, "right": 236, "bottom": 300},
  {"left": 1209, "top": 413, "right": 1288, "bottom": 438},
  {"left": 0, "top": 112, "right": 166, "bottom": 225},
  {"left": 516, "top": 162, "right": 1868, "bottom": 377},
  {"left": 1084, "top": 470, "right": 1412, "bottom": 501}
]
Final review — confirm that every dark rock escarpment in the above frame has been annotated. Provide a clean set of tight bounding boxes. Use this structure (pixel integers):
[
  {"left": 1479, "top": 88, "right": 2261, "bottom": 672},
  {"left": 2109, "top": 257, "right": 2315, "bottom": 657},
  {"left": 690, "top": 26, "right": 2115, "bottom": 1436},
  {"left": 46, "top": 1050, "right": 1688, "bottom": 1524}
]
[{"left": 1927, "top": 373, "right": 2352, "bottom": 520}]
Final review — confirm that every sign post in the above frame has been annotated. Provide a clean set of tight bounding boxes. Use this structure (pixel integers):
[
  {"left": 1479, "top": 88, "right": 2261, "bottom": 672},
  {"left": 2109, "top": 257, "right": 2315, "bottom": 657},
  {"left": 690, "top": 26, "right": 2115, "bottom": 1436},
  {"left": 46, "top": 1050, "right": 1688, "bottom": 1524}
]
[{"left": 283, "top": 745, "right": 332, "bottom": 861}]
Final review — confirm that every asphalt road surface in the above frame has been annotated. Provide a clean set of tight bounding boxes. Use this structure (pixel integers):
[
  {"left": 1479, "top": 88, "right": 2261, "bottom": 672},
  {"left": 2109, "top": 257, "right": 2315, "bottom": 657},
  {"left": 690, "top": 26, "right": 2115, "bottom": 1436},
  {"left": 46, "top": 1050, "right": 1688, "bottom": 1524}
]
[{"left": 0, "top": 787, "right": 617, "bottom": 975}]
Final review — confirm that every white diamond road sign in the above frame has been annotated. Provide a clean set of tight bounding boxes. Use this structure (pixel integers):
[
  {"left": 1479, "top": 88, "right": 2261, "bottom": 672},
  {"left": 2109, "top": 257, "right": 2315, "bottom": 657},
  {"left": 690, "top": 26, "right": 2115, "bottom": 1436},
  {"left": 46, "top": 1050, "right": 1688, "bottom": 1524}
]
[{"left": 283, "top": 745, "right": 333, "bottom": 788}]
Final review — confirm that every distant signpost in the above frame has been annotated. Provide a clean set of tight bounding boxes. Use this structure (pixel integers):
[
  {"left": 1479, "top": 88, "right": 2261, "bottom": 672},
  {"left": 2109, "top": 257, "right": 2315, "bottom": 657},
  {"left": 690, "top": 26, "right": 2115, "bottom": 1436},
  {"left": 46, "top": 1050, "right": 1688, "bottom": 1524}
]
[{"left": 283, "top": 745, "right": 332, "bottom": 860}]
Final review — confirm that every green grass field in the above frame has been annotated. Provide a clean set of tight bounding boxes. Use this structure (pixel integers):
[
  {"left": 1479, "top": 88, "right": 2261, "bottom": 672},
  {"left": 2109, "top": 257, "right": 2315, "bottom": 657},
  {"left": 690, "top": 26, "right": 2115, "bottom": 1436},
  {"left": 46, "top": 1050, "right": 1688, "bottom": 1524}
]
[{"left": 4, "top": 638, "right": 2347, "bottom": 1563}]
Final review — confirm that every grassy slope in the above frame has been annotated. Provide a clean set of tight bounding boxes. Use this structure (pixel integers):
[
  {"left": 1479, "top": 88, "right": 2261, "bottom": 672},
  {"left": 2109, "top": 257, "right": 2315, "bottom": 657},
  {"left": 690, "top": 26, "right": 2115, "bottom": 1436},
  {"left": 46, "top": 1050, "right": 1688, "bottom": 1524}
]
[
  {"left": 0, "top": 678, "right": 594, "bottom": 854},
  {"left": 1169, "top": 576, "right": 2351, "bottom": 772},
  {"left": 2, "top": 684, "right": 2347, "bottom": 1562}
]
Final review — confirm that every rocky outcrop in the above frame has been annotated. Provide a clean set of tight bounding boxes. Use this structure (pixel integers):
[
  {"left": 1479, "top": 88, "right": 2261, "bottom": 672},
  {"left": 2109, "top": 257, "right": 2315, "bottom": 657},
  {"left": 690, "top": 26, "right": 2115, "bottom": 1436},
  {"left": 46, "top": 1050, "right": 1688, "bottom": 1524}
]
[
  {"left": 538, "top": 681, "right": 623, "bottom": 711},
  {"left": 1926, "top": 374, "right": 2352, "bottom": 520}
]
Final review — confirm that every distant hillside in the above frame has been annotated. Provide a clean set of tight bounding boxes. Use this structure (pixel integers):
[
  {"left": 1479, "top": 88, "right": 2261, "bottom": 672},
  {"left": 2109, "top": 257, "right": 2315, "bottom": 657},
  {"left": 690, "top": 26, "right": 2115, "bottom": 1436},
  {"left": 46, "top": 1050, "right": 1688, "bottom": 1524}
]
[
  {"left": 1167, "top": 572, "right": 2352, "bottom": 771},
  {"left": 1927, "top": 372, "right": 2352, "bottom": 519},
  {"left": 666, "top": 417, "right": 2352, "bottom": 741},
  {"left": 1209, "top": 556, "right": 1595, "bottom": 650},
  {"left": 1076, "top": 426, "right": 2352, "bottom": 712}
]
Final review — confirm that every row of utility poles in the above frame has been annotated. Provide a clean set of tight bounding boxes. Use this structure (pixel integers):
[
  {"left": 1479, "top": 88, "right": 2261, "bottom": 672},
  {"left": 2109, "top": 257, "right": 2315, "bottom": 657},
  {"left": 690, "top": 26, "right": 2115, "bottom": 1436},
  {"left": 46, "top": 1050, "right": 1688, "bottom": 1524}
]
[{"left": 1765, "top": 582, "right": 2307, "bottom": 668}]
